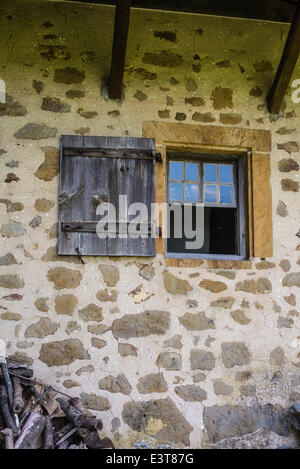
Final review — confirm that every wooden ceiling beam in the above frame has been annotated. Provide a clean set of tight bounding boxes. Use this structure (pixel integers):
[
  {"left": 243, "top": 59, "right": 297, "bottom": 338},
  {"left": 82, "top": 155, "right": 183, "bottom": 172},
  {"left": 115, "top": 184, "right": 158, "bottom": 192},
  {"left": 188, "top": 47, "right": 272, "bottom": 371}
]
[
  {"left": 109, "top": 0, "right": 131, "bottom": 100},
  {"left": 267, "top": 3, "right": 300, "bottom": 114}
]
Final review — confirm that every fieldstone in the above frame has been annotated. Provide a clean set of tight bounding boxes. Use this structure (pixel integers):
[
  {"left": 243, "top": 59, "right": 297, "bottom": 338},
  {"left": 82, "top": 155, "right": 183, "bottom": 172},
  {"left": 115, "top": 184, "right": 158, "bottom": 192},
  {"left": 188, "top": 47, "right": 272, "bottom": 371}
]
[
  {"left": 0, "top": 253, "right": 17, "bottom": 266},
  {"left": 74, "top": 126, "right": 90, "bottom": 135},
  {"left": 91, "top": 338, "right": 106, "bottom": 349},
  {"left": 158, "top": 109, "right": 170, "bottom": 118},
  {"left": 0, "top": 312, "right": 22, "bottom": 321},
  {"left": 253, "top": 60, "right": 273, "bottom": 72},
  {"left": 235, "top": 371, "right": 252, "bottom": 381},
  {"left": 122, "top": 397, "right": 192, "bottom": 445},
  {"left": 9, "top": 352, "right": 33, "bottom": 366},
  {"left": 282, "top": 272, "right": 300, "bottom": 287},
  {"left": 118, "top": 343, "right": 138, "bottom": 357},
  {"left": 63, "top": 380, "right": 80, "bottom": 389},
  {"left": 0, "top": 274, "right": 24, "bottom": 289},
  {"left": 25, "top": 318, "right": 59, "bottom": 338},
  {"left": 79, "top": 304, "right": 103, "bottom": 322},
  {"left": 35, "top": 198, "right": 54, "bottom": 212},
  {"left": 0, "top": 94, "right": 27, "bottom": 116},
  {"left": 133, "top": 90, "right": 147, "bottom": 101},
  {"left": 175, "top": 385, "right": 207, "bottom": 402},
  {"left": 281, "top": 179, "right": 299, "bottom": 192},
  {"left": 184, "top": 77, "right": 197, "bottom": 92},
  {"left": 39, "top": 44, "right": 71, "bottom": 61},
  {"left": 230, "top": 310, "right": 251, "bottom": 325},
  {"left": 35, "top": 297, "right": 49, "bottom": 312},
  {"left": 221, "top": 342, "right": 251, "bottom": 368},
  {"left": 41, "top": 245, "right": 81, "bottom": 264},
  {"left": 179, "top": 311, "right": 215, "bottom": 330},
  {"left": 270, "top": 346, "right": 285, "bottom": 365},
  {"left": 41, "top": 97, "right": 71, "bottom": 113},
  {"left": 277, "top": 316, "right": 293, "bottom": 328},
  {"left": 55, "top": 294, "right": 78, "bottom": 316},
  {"left": 184, "top": 97, "right": 205, "bottom": 106},
  {"left": 99, "top": 264, "right": 119, "bottom": 287},
  {"left": 215, "top": 270, "right": 236, "bottom": 280},
  {"left": 111, "top": 418, "right": 121, "bottom": 432},
  {"left": 29, "top": 216, "right": 42, "bottom": 229},
  {"left": 163, "top": 271, "right": 192, "bottom": 294},
  {"left": 0, "top": 199, "right": 23, "bottom": 212},
  {"left": 47, "top": 267, "right": 82, "bottom": 290},
  {"left": 255, "top": 260, "right": 276, "bottom": 270},
  {"left": 77, "top": 108, "right": 98, "bottom": 119},
  {"left": 192, "top": 112, "right": 215, "bottom": 122},
  {"left": 14, "top": 123, "right": 57, "bottom": 140},
  {"left": 88, "top": 324, "right": 110, "bottom": 335},
  {"left": 213, "top": 380, "right": 233, "bottom": 396},
  {"left": 283, "top": 293, "right": 296, "bottom": 306},
  {"left": 235, "top": 278, "right": 272, "bottom": 294},
  {"left": 210, "top": 86, "right": 233, "bottom": 109},
  {"left": 175, "top": 112, "right": 186, "bottom": 121},
  {"left": 279, "top": 259, "right": 290, "bottom": 272},
  {"left": 111, "top": 310, "right": 170, "bottom": 339},
  {"left": 5, "top": 173, "right": 20, "bottom": 183},
  {"left": 277, "top": 141, "right": 299, "bottom": 154},
  {"left": 190, "top": 349, "right": 216, "bottom": 370},
  {"left": 278, "top": 158, "right": 299, "bottom": 172},
  {"left": 39, "top": 338, "right": 90, "bottom": 366},
  {"left": 249, "top": 86, "right": 263, "bottom": 97},
  {"left": 204, "top": 404, "right": 288, "bottom": 443},
  {"left": 80, "top": 392, "right": 110, "bottom": 411},
  {"left": 98, "top": 374, "right": 132, "bottom": 395},
  {"left": 199, "top": 279, "right": 227, "bottom": 293},
  {"left": 108, "top": 110, "right": 120, "bottom": 118},
  {"left": 137, "top": 373, "right": 168, "bottom": 393},
  {"left": 5, "top": 160, "right": 18, "bottom": 168},
  {"left": 65, "top": 89, "right": 85, "bottom": 99},
  {"left": 240, "top": 384, "right": 256, "bottom": 397},
  {"left": 210, "top": 427, "right": 292, "bottom": 449},
  {"left": 33, "top": 80, "right": 44, "bottom": 94},
  {"left": 219, "top": 113, "right": 242, "bottom": 125},
  {"left": 163, "top": 335, "right": 182, "bottom": 349},
  {"left": 96, "top": 289, "right": 118, "bottom": 302},
  {"left": 76, "top": 365, "right": 94, "bottom": 376},
  {"left": 193, "top": 373, "right": 206, "bottom": 383},
  {"left": 65, "top": 321, "right": 81, "bottom": 335},
  {"left": 142, "top": 50, "right": 183, "bottom": 67},
  {"left": 53, "top": 67, "right": 85, "bottom": 84},
  {"left": 17, "top": 341, "right": 33, "bottom": 349},
  {"left": 139, "top": 264, "right": 155, "bottom": 281},
  {"left": 34, "top": 146, "right": 59, "bottom": 181},
  {"left": 1, "top": 221, "right": 26, "bottom": 238},
  {"left": 156, "top": 352, "right": 182, "bottom": 370},
  {"left": 211, "top": 296, "right": 234, "bottom": 308}
]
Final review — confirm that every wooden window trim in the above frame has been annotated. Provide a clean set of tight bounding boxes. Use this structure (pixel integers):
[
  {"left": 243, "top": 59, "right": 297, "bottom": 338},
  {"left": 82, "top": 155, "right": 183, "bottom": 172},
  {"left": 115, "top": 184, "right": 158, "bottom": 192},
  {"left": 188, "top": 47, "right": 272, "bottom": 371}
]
[{"left": 142, "top": 121, "right": 272, "bottom": 268}]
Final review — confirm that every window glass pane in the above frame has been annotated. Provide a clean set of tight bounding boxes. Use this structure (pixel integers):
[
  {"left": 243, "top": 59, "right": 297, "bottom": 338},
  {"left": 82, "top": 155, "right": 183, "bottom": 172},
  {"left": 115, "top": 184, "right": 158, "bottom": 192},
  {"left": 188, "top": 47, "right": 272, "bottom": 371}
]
[
  {"left": 185, "top": 184, "right": 198, "bottom": 202},
  {"left": 185, "top": 163, "right": 198, "bottom": 181},
  {"left": 204, "top": 164, "right": 217, "bottom": 182},
  {"left": 220, "top": 165, "right": 232, "bottom": 183},
  {"left": 170, "top": 182, "right": 183, "bottom": 201},
  {"left": 220, "top": 185, "right": 233, "bottom": 204},
  {"left": 170, "top": 161, "right": 183, "bottom": 180},
  {"left": 204, "top": 185, "right": 217, "bottom": 203}
]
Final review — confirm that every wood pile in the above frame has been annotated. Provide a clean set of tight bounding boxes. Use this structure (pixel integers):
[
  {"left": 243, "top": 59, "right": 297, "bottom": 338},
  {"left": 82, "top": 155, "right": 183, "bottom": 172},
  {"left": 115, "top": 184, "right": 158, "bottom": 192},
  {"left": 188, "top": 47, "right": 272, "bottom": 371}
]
[{"left": 0, "top": 358, "right": 114, "bottom": 449}]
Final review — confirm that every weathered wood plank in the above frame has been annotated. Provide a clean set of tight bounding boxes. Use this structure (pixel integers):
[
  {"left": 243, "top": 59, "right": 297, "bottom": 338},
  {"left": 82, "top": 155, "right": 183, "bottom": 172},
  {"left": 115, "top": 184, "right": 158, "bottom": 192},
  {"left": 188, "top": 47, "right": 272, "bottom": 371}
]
[
  {"left": 109, "top": 0, "right": 131, "bottom": 100},
  {"left": 267, "top": 3, "right": 300, "bottom": 114}
]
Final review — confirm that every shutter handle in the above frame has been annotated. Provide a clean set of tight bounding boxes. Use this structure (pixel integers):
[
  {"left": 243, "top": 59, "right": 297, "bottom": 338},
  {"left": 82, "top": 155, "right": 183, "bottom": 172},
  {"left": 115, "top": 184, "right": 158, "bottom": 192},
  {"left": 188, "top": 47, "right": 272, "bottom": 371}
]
[
  {"left": 155, "top": 152, "right": 162, "bottom": 163},
  {"left": 76, "top": 247, "right": 85, "bottom": 265}
]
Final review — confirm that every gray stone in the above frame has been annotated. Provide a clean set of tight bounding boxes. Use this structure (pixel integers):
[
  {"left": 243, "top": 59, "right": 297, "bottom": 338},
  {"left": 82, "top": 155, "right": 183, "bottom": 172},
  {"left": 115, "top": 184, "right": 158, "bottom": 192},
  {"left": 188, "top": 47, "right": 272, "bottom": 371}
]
[
  {"left": 175, "top": 385, "right": 207, "bottom": 402},
  {"left": 235, "top": 278, "right": 272, "bottom": 294},
  {"left": 99, "top": 264, "right": 119, "bottom": 286},
  {"left": 80, "top": 392, "right": 110, "bottom": 411},
  {"left": 190, "top": 349, "right": 216, "bottom": 370},
  {"left": 210, "top": 427, "right": 292, "bottom": 449},
  {"left": 79, "top": 304, "right": 103, "bottom": 322},
  {"left": 14, "top": 123, "right": 57, "bottom": 140},
  {"left": 39, "top": 338, "right": 90, "bottom": 366},
  {"left": 111, "top": 310, "right": 170, "bottom": 339},
  {"left": 213, "top": 380, "right": 233, "bottom": 396},
  {"left": 282, "top": 272, "right": 300, "bottom": 288},
  {"left": 0, "top": 253, "right": 17, "bottom": 266},
  {"left": 179, "top": 312, "right": 215, "bottom": 330},
  {"left": 221, "top": 342, "right": 251, "bottom": 368},
  {"left": 0, "top": 274, "right": 24, "bottom": 289},
  {"left": 163, "top": 271, "right": 192, "bottom": 294},
  {"left": 25, "top": 318, "right": 59, "bottom": 338},
  {"left": 1, "top": 221, "right": 26, "bottom": 237},
  {"left": 137, "top": 373, "right": 168, "bottom": 393},
  {"left": 156, "top": 352, "right": 182, "bottom": 370},
  {"left": 98, "top": 374, "right": 132, "bottom": 395},
  {"left": 41, "top": 97, "right": 71, "bottom": 113}
]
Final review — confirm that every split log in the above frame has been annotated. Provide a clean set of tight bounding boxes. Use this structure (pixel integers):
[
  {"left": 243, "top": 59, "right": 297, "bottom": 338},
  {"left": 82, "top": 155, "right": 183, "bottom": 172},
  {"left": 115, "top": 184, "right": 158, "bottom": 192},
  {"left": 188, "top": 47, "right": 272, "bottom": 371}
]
[
  {"left": 12, "top": 377, "right": 24, "bottom": 414},
  {"left": 55, "top": 427, "right": 77, "bottom": 448},
  {"left": 1, "top": 363, "right": 14, "bottom": 411},
  {"left": 15, "top": 411, "right": 47, "bottom": 449},
  {"left": 43, "top": 417, "right": 54, "bottom": 449},
  {"left": 54, "top": 421, "right": 73, "bottom": 441},
  {"left": 83, "top": 431, "right": 114, "bottom": 449},
  {"left": 56, "top": 399, "right": 83, "bottom": 427},
  {"left": 0, "top": 386, "right": 17, "bottom": 434},
  {"left": 0, "top": 428, "right": 14, "bottom": 449}
]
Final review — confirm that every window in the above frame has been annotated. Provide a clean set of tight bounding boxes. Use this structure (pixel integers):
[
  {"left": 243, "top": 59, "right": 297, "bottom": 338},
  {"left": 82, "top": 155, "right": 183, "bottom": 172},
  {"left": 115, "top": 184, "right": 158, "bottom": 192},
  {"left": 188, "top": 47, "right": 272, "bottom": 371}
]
[
  {"left": 166, "top": 153, "right": 247, "bottom": 260},
  {"left": 58, "top": 135, "right": 156, "bottom": 257}
]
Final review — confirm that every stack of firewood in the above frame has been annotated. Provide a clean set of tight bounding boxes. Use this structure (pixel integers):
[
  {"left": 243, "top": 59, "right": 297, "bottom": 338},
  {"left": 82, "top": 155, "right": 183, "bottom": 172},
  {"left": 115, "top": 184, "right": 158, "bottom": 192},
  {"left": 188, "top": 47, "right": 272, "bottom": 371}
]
[{"left": 0, "top": 358, "right": 114, "bottom": 449}]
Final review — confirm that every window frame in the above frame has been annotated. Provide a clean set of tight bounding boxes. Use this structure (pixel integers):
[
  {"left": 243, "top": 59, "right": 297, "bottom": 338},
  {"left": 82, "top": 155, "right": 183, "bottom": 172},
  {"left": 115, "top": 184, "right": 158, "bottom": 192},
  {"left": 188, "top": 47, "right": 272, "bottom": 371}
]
[{"left": 165, "top": 151, "right": 247, "bottom": 261}]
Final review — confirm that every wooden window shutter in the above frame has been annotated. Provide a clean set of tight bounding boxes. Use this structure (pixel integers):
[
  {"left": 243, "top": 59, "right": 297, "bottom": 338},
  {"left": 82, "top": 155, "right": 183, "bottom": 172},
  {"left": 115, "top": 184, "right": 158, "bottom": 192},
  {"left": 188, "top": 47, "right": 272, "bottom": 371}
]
[
  {"left": 58, "top": 135, "right": 156, "bottom": 257},
  {"left": 251, "top": 152, "right": 273, "bottom": 258}
]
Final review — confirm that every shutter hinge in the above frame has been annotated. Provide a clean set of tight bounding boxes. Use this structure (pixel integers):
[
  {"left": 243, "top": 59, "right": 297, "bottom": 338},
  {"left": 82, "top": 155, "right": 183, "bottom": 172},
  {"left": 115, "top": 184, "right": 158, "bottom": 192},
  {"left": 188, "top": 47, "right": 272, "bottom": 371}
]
[{"left": 155, "top": 152, "right": 163, "bottom": 163}]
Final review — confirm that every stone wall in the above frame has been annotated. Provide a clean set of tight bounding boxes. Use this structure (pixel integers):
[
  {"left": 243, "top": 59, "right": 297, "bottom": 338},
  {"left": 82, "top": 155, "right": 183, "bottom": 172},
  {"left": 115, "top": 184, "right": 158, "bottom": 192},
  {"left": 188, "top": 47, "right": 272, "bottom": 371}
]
[{"left": 0, "top": 0, "right": 299, "bottom": 448}]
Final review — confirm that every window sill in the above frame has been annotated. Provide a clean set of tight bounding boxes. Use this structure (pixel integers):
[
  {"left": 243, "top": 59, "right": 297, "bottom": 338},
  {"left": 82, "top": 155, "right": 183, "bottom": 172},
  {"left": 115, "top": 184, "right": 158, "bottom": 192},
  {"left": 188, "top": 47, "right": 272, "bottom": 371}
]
[{"left": 165, "top": 256, "right": 252, "bottom": 269}]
